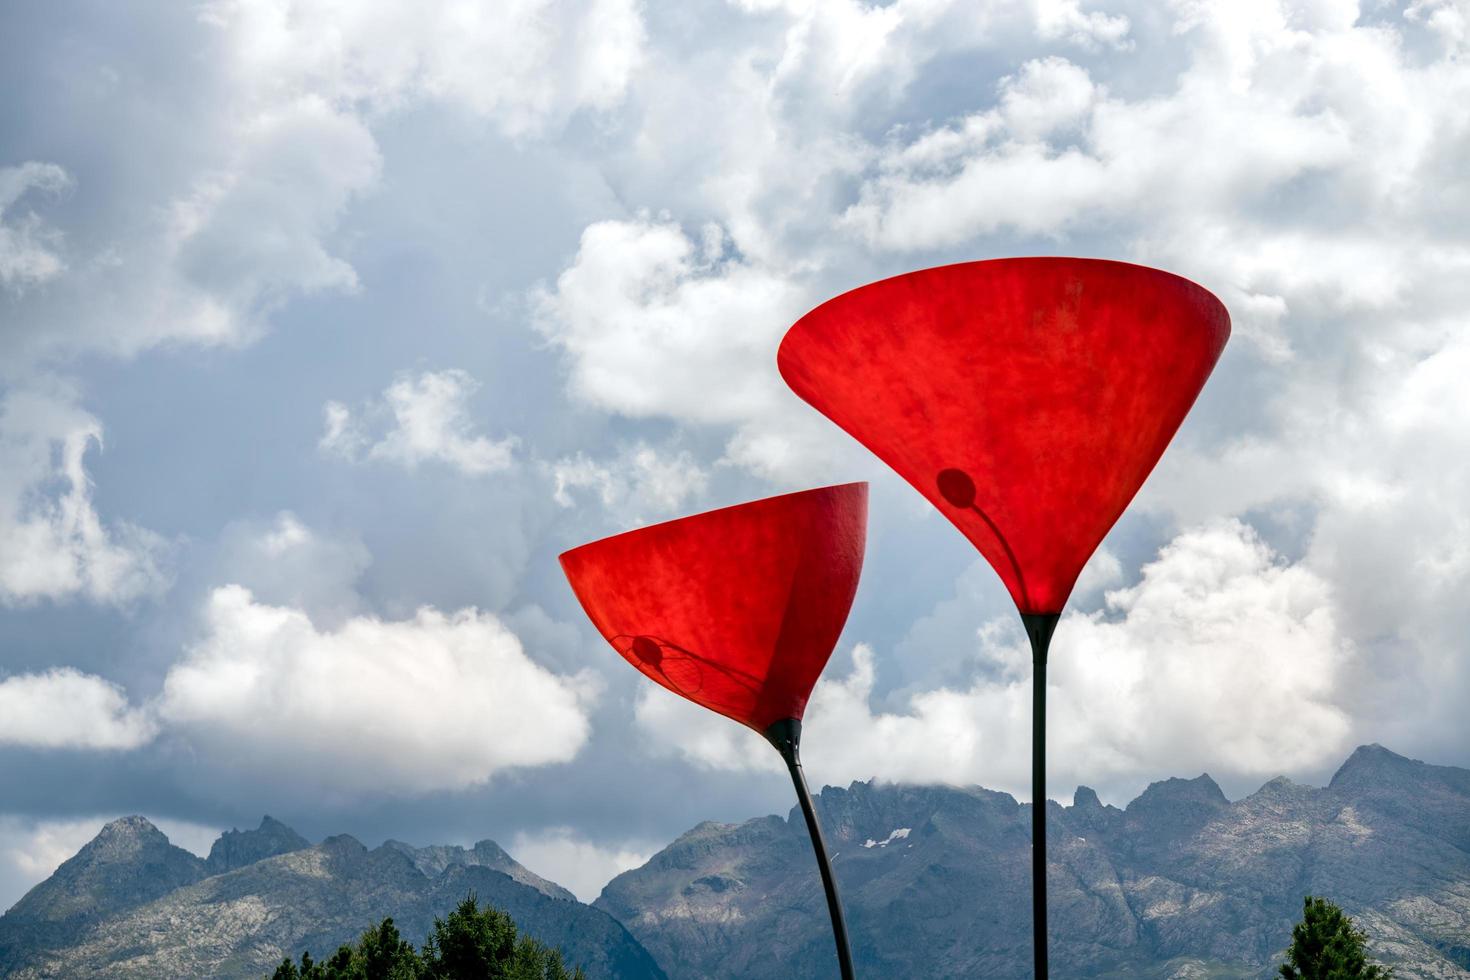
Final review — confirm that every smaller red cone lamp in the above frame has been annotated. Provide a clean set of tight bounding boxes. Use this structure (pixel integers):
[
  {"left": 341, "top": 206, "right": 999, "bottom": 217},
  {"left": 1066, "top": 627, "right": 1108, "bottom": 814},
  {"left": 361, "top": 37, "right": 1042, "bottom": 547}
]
[
  {"left": 778, "top": 259, "right": 1230, "bottom": 979},
  {"left": 559, "top": 482, "right": 868, "bottom": 980}
]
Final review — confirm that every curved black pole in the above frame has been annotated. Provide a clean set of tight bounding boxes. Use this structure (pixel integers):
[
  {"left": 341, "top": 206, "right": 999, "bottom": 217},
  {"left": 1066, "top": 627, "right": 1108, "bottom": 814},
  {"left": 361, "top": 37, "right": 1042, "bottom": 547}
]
[
  {"left": 765, "top": 718, "right": 856, "bottom": 980},
  {"left": 1022, "top": 612, "right": 1059, "bottom": 980}
]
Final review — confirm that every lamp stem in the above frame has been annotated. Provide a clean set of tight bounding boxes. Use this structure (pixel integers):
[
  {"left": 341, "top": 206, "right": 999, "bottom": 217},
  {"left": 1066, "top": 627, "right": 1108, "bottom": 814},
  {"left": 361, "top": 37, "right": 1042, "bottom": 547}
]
[
  {"left": 765, "top": 718, "right": 856, "bottom": 980},
  {"left": 1022, "top": 612, "right": 1059, "bottom": 980}
]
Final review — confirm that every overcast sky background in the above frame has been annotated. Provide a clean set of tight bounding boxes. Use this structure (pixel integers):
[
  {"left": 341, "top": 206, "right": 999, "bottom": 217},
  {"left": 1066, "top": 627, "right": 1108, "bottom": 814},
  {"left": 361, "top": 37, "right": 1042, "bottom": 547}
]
[{"left": 2, "top": 0, "right": 1468, "bottom": 909}]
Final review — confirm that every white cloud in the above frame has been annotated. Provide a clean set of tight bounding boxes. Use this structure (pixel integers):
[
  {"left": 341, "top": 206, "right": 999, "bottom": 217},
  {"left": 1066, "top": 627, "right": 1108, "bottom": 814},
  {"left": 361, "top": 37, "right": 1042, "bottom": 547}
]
[
  {"left": 179, "top": 0, "right": 646, "bottom": 340},
  {"left": 843, "top": 39, "right": 1355, "bottom": 253},
  {"left": 508, "top": 827, "right": 655, "bottom": 902},
  {"left": 2, "top": 0, "right": 1468, "bottom": 855},
  {"left": 0, "top": 381, "right": 169, "bottom": 606},
  {"left": 1071, "top": 546, "right": 1124, "bottom": 601},
  {"left": 529, "top": 1, "right": 1147, "bottom": 482},
  {"left": 0, "top": 162, "right": 70, "bottom": 290},
  {"left": 0, "top": 504, "right": 596, "bottom": 797},
  {"left": 842, "top": 6, "right": 1470, "bottom": 361},
  {"left": 0, "top": 669, "right": 157, "bottom": 751},
  {"left": 212, "top": 512, "right": 370, "bottom": 625},
  {"left": 2, "top": 0, "right": 647, "bottom": 366},
  {"left": 2, "top": 92, "right": 383, "bottom": 366},
  {"left": 1132, "top": 327, "right": 1470, "bottom": 767},
  {"left": 602, "top": 0, "right": 1138, "bottom": 273},
  {"left": 1406, "top": 0, "right": 1469, "bottom": 50},
  {"left": 549, "top": 441, "right": 709, "bottom": 524},
  {"left": 725, "top": 0, "right": 1129, "bottom": 120},
  {"left": 532, "top": 216, "right": 853, "bottom": 482},
  {"left": 633, "top": 683, "right": 783, "bottom": 775},
  {"left": 208, "top": 0, "right": 646, "bottom": 139},
  {"left": 1032, "top": 0, "right": 1130, "bottom": 49},
  {"left": 1, "top": 817, "right": 110, "bottom": 886},
  {"left": 992, "top": 55, "right": 1098, "bottom": 142},
  {"left": 320, "top": 369, "right": 518, "bottom": 475},
  {"left": 534, "top": 219, "right": 803, "bottom": 425},
  {"left": 200, "top": 0, "right": 650, "bottom": 308},
  {"left": 573, "top": 0, "right": 1470, "bottom": 775},
  {"left": 164, "top": 95, "right": 381, "bottom": 332},
  {"left": 158, "top": 585, "right": 596, "bottom": 795},
  {"left": 638, "top": 521, "right": 1354, "bottom": 802}
]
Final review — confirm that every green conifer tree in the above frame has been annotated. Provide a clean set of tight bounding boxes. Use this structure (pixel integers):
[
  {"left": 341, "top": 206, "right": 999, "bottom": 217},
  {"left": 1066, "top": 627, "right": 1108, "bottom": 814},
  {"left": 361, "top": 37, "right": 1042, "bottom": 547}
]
[
  {"left": 1279, "top": 896, "right": 1393, "bottom": 979},
  {"left": 269, "top": 898, "right": 583, "bottom": 980},
  {"left": 421, "top": 894, "right": 585, "bottom": 980}
]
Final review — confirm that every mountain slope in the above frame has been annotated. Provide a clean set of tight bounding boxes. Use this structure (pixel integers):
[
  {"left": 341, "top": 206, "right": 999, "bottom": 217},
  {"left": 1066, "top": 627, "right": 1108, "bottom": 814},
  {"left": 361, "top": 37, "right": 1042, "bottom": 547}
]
[
  {"left": 596, "top": 745, "right": 1470, "bottom": 980},
  {"left": 0, "top": 816, "right": 207, "bottom": 972},
  {"left": 206, "top": 817, "right": 311, "bottom": 876},
  {"left": 383, "top": 838, "right": 576, "bottom": 902},
  {"left": 0, "top": 821, "right": 664, "bottom": 980},
  {"left": 2, "top": 745, "right": 1462, "bottom": 980}
]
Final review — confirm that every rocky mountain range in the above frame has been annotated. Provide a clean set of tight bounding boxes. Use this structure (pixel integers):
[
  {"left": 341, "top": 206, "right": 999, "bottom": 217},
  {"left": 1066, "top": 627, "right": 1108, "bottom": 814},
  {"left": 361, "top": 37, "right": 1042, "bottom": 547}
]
[
  {"left": 599, "top": 744, "right": 1470, "bottom": 979},
  {"left": 0, "top": 816, "right": 663, "bottom": 979},
  {"left": 0, "top": 744, "right": 1465, "bottom": 979}
]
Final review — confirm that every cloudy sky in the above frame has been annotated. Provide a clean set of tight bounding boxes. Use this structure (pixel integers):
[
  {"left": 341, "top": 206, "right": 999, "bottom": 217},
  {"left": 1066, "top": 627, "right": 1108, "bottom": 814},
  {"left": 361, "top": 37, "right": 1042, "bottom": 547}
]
[{"left": 2, "top": 0, "right": 1468, "bottom": 909}]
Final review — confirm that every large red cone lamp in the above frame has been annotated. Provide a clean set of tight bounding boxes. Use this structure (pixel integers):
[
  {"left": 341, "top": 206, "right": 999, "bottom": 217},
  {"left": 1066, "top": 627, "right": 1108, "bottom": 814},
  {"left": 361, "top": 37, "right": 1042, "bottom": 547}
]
[
  {"left": 777, "top": 258, "right": 1229, "bottom": 979},
  {"left": 560, "top": 482, "right": 868, "bottom": 980}
]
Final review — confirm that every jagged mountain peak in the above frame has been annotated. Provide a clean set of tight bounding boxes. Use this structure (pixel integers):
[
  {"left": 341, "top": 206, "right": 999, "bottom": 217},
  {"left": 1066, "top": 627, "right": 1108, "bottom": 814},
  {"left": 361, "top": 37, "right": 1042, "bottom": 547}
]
[
  {"left": 1248, "top": 774, "right": 1314, "bottom": 799},
  {"left": 3, "top": 830, "right": 665, "bottom": 980},
  {"left": 795, "top": 779, "right": 1019, "bottom": 846},
  {"left": 97, "top": 814, "right": 161, "bottom": 836},
  {"left": 54, "top": 816, "right": 200, "bottom": 879},
  {"left": 88, "top": 815, "right": 170, "bottom": 851},
  {"left": 1072, "top": 785, "right": 1103, "bottom": 809},
  {"left": 598, "top": 745, "right": 1469, "bottom": 979},
  {"left": 472, "top": 837, "right": 514, "bottom": 858},
  {"left": 1067, "top": 785, "right": 1123, "bottom": 836},
  {"left": 6, "top": 747, "right": 1464, "bottom": 979},
  {"left": 1329, "top": 743, "right": 1417, "bottom": 788},
  {"left": 1128, "top": 772, "right": 1229, "bottom": 811},
  {"left": 206, "top": 814, "right": 311, "bottom": 875},
  {"left": 382, "top": 837, "right": 575, "bottom": 902},
  {"left": 320, "top": 833, "right": 369, "bottom": 857},
  {"left": 0, "top": 816, "right": 207, "bottom": 971}
]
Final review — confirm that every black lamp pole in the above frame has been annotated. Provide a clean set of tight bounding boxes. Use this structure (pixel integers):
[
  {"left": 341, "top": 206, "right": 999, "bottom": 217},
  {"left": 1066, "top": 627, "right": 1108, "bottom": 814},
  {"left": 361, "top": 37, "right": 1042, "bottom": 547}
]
[
  {"left": 765, "top": 717, "right": 856, "bottom": 980},
  {"left": 1022, "top": 612, "right": 1059, "bottom": 980}
]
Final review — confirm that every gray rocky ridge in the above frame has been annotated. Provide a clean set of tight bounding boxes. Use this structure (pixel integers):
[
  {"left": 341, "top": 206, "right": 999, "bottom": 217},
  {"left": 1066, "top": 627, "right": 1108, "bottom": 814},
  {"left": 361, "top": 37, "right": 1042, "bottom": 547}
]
[
  {"left": 382, "top": 838, "right": 576, "bottom": 901},
  {"left": 0, "top": 745, "right": 1463, "bottom": 979},
  {"left": 0, "top": 821, "right": 663, "bottom": 980},
  {"left": 0, "top": 814, "right": 208, "bottom": 965},
  {"left": 206, "top": 817, "right": 311, "bottom": 876},
  {"left": 596, "top": 744, "right": 1469, "bottom": 979}
]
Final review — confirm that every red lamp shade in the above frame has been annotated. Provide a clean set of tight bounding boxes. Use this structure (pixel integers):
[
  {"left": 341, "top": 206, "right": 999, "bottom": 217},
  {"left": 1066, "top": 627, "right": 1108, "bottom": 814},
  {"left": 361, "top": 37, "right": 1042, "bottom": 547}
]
[
  {"left": 778, "top": 258, "right": 1229, "bottom": 614},
  {"left": 558, "top": 483, "right": 867, "bottom": 733}
]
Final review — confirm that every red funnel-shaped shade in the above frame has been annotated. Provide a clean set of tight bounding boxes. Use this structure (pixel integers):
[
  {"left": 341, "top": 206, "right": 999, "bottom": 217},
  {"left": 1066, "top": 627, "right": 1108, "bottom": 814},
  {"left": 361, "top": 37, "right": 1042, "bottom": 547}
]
[
  {"left": 559, "top": 483, "right": 867, "bottom": 733},
  {"left": 778, "top": 258, "right": 1229, "bottom": 614}
]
